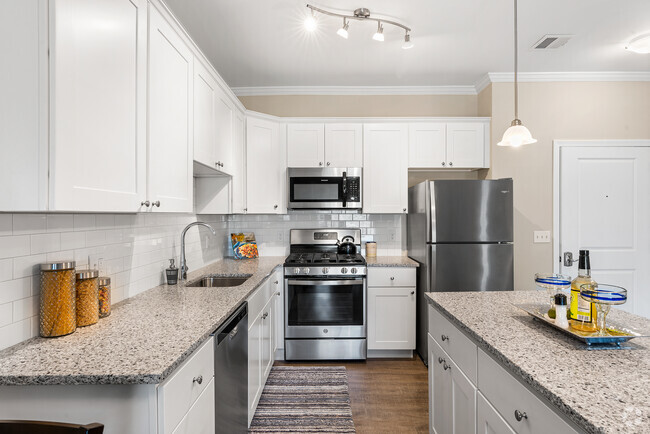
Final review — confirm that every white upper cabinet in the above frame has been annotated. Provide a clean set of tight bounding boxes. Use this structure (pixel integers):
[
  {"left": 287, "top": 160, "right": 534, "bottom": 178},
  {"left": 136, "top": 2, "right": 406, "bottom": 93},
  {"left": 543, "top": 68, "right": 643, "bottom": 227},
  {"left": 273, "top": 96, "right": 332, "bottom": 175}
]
[
  {"left": 48, "top": 0, "right": 148, "bottom": 212},
  {"left": 325, "top": 124, "right": 363, "bottom": 168},
  {"left": 148, "top": 6, "right": 194, "bottom": 213},
  {"left": 363, "top": 124, "right": 408, "bottom": 214},
  {"left": 246, "top": 117, "right": 285, "bottom": 214},
  {"left": 408, "top": 123, "right": 446, "bottom": 168},
  {"left": 214, "top": 87, "right": 234, "bottom": 174},
  {"left": 287, "top": 123, "right": 325, "bottom": 167},
  {"left": 193, "top": 61, "right": 217, "bottom": 169},
  {"left": 231, "top": 112, "right": 247, "bottom": 214},
  {"left": 446, "top": 122, "right": 486, "bottom": 168}
]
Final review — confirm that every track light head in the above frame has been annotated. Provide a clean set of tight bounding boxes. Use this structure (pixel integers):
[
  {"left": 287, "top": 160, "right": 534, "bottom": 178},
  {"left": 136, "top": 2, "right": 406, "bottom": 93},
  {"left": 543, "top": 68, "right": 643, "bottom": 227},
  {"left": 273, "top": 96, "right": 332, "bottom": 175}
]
[
  {"left": 402, "top": 32, "right": 414, "bottom": 49},
  {"left": 372, "top": 22, "right": 384, "bottom": 42},
  {"left": 337, "top": 18, "right": 349, "bottom": 39},
  {"left": 304, "top": 10, "right": 317, "bottom": 32}
]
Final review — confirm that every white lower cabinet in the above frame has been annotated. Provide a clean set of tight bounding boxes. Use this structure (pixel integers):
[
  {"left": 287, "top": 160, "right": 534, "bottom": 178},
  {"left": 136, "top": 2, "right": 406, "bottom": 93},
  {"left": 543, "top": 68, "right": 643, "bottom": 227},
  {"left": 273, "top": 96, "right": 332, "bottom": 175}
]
[
  {"left": 172, "top": 378, "right": 215, "bottom": 434},
  {"left": 271, "top": 271, "right": 284, "bottom": 353},
  {"left": 477, "top": 391, "right": 515, "bottom": 434}
]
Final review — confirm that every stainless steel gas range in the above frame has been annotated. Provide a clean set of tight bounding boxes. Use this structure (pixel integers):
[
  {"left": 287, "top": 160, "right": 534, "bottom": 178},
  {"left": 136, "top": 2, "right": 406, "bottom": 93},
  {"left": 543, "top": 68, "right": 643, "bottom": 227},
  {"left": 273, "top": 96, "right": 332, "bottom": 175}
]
[{"left": 284, "top": 229, "right": 367, "bottom": 361}]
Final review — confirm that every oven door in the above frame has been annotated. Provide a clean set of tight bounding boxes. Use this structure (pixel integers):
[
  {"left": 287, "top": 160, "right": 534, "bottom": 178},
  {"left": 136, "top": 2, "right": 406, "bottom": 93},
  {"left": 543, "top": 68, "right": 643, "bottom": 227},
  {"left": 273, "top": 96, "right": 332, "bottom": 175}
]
[{"left": 285, "top": 278, "right": 366, "bottom": 339}]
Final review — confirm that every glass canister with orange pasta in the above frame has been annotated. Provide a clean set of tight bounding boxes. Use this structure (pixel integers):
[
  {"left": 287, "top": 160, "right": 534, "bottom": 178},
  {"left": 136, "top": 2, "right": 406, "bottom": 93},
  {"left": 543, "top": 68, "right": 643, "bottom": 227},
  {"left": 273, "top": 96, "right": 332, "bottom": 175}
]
[
  {"left": 75, "top": 269, "right": 99, "bottom": 327},
  {"left": 98, "top": 277, "right": 111, "bottom": 318},
  {"left": 40, "top": 261, "right": 77, "bottom": 338}
]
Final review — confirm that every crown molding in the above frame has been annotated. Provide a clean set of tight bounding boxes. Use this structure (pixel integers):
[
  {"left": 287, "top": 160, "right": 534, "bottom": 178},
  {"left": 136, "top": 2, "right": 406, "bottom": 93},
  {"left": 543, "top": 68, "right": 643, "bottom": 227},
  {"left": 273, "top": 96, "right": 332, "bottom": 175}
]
[
  {"left": 486, "top": 71, "right": 650, "bottom": 83},
  {"left": 474, "top": 74, "right": 492, "bottom": 93},
  {"left": 232, "top": 85, "right": 478, "bottom": 97}
]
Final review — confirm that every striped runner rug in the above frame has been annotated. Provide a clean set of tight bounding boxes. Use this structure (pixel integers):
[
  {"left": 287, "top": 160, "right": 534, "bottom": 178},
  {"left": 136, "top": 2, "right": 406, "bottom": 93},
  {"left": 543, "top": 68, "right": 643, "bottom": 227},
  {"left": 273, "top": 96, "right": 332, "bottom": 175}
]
[{"left": 249, "top": 366, "right": 356, "bottom": 433}]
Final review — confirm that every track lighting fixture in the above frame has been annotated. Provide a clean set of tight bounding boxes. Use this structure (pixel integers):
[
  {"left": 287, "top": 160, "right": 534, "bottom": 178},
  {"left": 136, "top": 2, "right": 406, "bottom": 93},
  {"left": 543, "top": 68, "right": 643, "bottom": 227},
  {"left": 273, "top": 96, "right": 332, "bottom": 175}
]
[
  {"left": 373, "top": 22, "right": 384, "bottom": 42},
  {"left": 337, "top": 18, "right": 349, "bottom": 39},
  {"left": 305, "top": 4, "right": 412, "bottom": 47}
]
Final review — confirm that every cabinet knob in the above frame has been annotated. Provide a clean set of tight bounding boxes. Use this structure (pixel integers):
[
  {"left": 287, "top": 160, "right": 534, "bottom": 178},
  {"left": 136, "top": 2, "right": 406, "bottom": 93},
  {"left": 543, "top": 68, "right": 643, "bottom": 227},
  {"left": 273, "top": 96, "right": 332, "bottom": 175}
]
[
  {"left": 276, "top": 291, "right": 281, "bottom": 296},
  {"left": 514, "top": 410, "right": 528, "bottom": 422},
  {"left": 274, "top": 280, "right": 279, "bottom": 285},
  {"left": 152, "top": 201, "right": 160, "bottom": 207},
  {"left": 449, "top": 162, "right": 453, "bottom": 167},
  {"left": 262, "top": 312, "right": 268, "bottom": 319},
  {"left": 390, "top": 277, "right": 395, "bottom": 281},
  {"left": 441, "top": 334, "right": 449, "bottom": 342},
  {"left": 220, "top": 162, "right": 224, "bottom": 167},
  {"left": 438, "top": 357, "right": 444, "bottom": 364},
  {"left": 319, "top": 162, "right": 323, "bottom": 166},
  {"left": 215, "top": 162, "right": 219, "bottom": 167},
  {"left": 403, "top": 208, "right": 407, "bottom": 212},
  {"left": 411, "top": 291, "right": 415, "bottom": 295},
  {"left": 244, "top": 208, "right": 247, "bottom": 212},
  {"left": 141, "top": 200, "right": 150, "bottom": 207},
  {"left": 274, "top": 204, "right": 278, "bottom": 209},
  {"left": 441, "top": 162, "right": 446, "bottom": 167},
  {"left": 192, "top": 375, "right": 203, "bottom": 385},
  {"left": 327, "top": 162, "right": 331, "bottom": 166},
  {"left": 443, "top": 362, "right": 451, "bottom": 371}
]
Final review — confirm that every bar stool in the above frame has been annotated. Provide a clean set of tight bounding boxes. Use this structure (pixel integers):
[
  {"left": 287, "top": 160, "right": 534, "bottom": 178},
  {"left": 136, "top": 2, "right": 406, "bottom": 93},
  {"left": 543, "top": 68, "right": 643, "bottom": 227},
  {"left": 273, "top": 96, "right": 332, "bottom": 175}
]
[{"left": 0, "top": 420, "right": 103, "bottom": 434}]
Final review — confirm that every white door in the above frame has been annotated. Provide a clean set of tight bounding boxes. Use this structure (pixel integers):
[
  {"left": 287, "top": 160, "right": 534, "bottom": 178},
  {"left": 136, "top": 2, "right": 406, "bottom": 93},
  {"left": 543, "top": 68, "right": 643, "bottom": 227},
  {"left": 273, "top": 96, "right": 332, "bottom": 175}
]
[
  {"left": 368, "top": 287, "right": 416, "bottom": 350},
  {"left": 477, "top": 392, "right": 515, "bottom": 434},
  {"left": 193, "top": 61, "right": 217, "bottom": 168},
  {"left": 246, "top": 117, "right": 283, "bottom": 214},
  {"left": 49, "top": 0, "right": 147, "bottom": 212},
  {"left": 325, "top": 124, "right": 363, "bottom": 168},
  {"left": 408, "top": 123, "right": 446, "bottom": 168},
  {"left": 215, "top": 87, "right": 234, "bottom": 174},
  {"left": 287, "top": 123, "right": 324, "bottom": 167},
  {"left": 363, "top": 124, "right": 408, "bottom": 214},
  {"left": 231, "top": 112, "right": 247, "bottom": 214},
  {"left": 148, "top": 7, "right": 194, "bottom": 213},
  {"left": 429, "top": 334, "right": 452, "bottom": 434},
  {"left": 446, "top": 123, "right": 485, "bottom": 169},
  {"left": 557, "top": 142, "right": 650, "bottom": 317}
]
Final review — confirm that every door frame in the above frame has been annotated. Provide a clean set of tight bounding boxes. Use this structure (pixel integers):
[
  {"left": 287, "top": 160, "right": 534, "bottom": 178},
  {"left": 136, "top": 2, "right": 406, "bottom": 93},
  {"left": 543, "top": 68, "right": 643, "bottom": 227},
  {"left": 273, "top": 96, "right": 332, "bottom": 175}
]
[{"left": 552, "top": 139, "right": 650, "bottom": 274}]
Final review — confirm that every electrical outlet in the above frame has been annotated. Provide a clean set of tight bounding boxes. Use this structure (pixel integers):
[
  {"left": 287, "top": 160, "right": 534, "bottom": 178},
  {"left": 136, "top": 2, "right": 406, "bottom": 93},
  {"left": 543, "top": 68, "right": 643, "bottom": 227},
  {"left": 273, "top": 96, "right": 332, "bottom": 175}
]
[{"left": 534, "top": 231, "right": 551, "bottom": 243}]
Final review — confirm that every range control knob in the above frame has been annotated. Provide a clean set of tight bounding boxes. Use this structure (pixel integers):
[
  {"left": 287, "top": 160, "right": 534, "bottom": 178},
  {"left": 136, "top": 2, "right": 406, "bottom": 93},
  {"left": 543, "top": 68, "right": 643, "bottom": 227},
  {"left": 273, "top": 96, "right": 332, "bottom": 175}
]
[
  {"left": 302, "top": 268, "right": 311, "bottom": 275},
  {"left": 322, "top": 267, "right": 329, "bottom": 274},
  {"left": 351, "top": 267, "right": 357, "bottom": 274},
  {"left": 294, "top": 267, "right": 301, "bottom": 274},
  {"left": 340, "top": 267, "right": 348, "bottom": 274}
]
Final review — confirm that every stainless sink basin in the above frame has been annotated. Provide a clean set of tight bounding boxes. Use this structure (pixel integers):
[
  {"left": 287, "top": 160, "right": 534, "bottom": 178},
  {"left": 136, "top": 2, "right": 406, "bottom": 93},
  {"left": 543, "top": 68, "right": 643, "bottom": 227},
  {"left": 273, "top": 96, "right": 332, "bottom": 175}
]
[{"left": 187, "top": 275, "right": 251, "bottom": 288}]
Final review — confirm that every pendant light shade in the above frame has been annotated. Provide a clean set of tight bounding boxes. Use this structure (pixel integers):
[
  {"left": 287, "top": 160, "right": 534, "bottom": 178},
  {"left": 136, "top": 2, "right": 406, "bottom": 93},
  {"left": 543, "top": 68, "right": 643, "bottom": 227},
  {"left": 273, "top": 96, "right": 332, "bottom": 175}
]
[{"left": 499, "top": 0, "right": 536, "bottom": 147}]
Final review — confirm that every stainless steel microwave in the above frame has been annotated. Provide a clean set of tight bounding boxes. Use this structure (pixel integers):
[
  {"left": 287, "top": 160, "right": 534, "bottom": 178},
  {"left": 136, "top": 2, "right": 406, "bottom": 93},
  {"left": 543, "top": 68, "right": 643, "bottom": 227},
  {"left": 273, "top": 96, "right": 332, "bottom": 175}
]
[{"left": 288, "top": 168, "right": 362, "bottom": 210}]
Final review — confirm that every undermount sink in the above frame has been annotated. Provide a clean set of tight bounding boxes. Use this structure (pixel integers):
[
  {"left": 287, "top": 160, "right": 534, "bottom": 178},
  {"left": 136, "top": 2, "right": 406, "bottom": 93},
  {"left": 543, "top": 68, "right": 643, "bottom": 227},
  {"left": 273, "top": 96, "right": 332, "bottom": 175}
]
[{"left": 187, "top": 275, "right": 252, "bottom": 288}]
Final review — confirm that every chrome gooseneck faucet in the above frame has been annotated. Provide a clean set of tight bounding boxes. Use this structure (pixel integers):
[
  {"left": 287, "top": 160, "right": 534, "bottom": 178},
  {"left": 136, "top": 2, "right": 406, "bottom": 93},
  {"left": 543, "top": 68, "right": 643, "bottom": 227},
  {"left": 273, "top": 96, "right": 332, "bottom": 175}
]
[{"left": 180, "top": 222, "right": 217, "bottom": 281}]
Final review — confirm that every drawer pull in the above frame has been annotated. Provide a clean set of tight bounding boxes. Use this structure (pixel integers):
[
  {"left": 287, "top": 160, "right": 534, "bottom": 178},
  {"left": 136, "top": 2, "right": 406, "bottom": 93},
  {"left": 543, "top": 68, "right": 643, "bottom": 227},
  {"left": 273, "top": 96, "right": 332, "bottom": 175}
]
[
  {"left": 192, "top": 375, "right": 203, "bottom": 385},
  {"left": 514, "top": 410, "right": 528, "bottom": 422},
  {"left": 390, "top": 277, "right": 395, "bottom": 281},
  {"left": 441, "top": 334, "right": 449, "bottom": 342}
]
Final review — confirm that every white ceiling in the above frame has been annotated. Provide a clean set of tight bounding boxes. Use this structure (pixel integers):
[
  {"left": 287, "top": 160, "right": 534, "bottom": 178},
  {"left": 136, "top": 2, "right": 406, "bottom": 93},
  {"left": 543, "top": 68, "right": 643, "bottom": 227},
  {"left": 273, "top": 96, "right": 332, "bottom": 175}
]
[{"left": 163, "top": 0, "right": 650, "bottom": 88}]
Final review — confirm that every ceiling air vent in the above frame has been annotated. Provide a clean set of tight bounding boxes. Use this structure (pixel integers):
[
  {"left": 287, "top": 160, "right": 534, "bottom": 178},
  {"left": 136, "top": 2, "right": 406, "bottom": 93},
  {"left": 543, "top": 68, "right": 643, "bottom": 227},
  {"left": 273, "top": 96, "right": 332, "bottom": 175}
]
[{"left": 532, "top": 34, "right": 572, "bottom": 49}]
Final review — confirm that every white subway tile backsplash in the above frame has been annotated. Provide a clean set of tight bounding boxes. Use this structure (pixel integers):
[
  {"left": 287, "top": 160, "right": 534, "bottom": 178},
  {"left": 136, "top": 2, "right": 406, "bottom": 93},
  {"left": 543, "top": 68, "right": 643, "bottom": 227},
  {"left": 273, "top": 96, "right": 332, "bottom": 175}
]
[
  {"left": 0, "top": 235, "right": 31, "bottom": 259},
  {"left": 12, "top": 296, "right": 38, "bottom": 322},
  {"left": 13, "top": 254, "right": 46, "bottom": 279},
  {"left": 30, "top": 233, "right": 61, "bottom": 255},
  {"left": 73, "top": 214, "right": 96, "bottom": 231},
  {"left": 0, "top": 215, "right": 12, "bottom": 236},
  {"left": 60, "top": 232, "right": 86, "bottom": 250},
  {"left": 46, "top": 214, "right": 74, "bottom": 233},
  {"left": 0, "top": 258, "right": 13, "bottom": 283},
  {"left": 0, "top": 277, "right": 32, "bottom": 305},
  {"left": 13, "top": 214, "right": 47, "bottom": 235},
  {"left": 0, "top": 318, "right": 31, "bottom": 350},
  {"left": 0, "top": 302, "right": 13, "bottom": 327}
]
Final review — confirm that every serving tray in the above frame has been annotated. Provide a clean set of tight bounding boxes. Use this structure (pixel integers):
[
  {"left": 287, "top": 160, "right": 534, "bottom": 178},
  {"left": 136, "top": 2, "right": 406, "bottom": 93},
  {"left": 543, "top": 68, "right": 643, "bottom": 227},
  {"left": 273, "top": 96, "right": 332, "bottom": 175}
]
[{"left": 515, "top": 303, "right": 647, "bottom": 345}]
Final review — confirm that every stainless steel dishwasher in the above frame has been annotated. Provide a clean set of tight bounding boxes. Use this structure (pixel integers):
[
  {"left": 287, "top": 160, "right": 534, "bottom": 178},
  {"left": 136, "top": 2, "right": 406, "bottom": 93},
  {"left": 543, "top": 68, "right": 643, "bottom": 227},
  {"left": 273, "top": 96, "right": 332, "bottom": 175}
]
[{"left": 213, "top": 302, "right": 248, "bottom": 433}]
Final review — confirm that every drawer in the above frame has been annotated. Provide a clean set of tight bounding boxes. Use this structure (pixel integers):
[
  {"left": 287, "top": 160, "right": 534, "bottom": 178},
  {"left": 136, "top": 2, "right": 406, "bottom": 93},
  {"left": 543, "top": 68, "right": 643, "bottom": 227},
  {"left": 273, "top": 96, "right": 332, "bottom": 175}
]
[
  {"left": 247, "top": 276, "right": 273, "bottom": 319},
  {"left": 428, "top": 304, "right": 477, "bottom": 384},
  {"left": 172, "top": 377, "right": 215, "bottom": 434},
  {"left": 478, "top": 349, "right": 579, "bottom": 434},
  {"left": 367, "top": 267, "right": 416, "bottom": 287},
  {"left": 159, "top": 337, "right": 215, "bottom": 434}
]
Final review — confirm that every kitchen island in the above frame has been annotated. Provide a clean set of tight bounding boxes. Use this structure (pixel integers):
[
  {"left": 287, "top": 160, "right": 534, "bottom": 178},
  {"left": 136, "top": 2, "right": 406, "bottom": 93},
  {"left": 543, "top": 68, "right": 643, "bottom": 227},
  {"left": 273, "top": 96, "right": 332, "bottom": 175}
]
[{"left": 426, "top": 290, "right": 650, "bottom": 434}]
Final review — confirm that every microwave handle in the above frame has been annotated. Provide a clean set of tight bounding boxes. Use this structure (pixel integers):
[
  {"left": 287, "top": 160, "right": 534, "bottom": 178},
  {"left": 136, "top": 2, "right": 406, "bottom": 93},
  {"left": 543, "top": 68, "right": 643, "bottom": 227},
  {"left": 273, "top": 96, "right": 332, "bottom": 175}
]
[{"left": 342, "top": 171, "right": 347, "bottom": 207}]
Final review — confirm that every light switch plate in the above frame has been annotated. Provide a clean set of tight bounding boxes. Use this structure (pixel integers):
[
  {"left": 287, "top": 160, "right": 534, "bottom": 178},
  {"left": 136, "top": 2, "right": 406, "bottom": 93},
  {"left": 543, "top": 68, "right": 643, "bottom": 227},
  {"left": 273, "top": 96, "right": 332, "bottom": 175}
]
[{"left": 534, "top": 230, "right": 551, "bottom": 243}]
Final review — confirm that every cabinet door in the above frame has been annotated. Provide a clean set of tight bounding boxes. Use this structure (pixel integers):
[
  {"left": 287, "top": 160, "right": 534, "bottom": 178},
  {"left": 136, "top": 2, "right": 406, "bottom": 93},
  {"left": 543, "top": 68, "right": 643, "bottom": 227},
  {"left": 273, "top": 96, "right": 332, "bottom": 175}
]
[
  {"left": 215, "top": 87, "right": 234, "bottom": 174},
  {"left": 261, "top": 300, "right": 273, "bottom": 380},
  {"left": 246, "top": 117, "right": 284, "bottom": 214},
  {"left": 193, "top": 61, "right": 216, "bottom": 168},
  {"left": 324, "top": 123, "right": 363, "bottom": 168},
  {"left": 477, "top": 392, "right": 515, "bottom": 434},
  {"left": 446, "top": 123, "right": 485, "bottom": 169},
  {"left": 429, "top": 334, "right": 452, "bottom": 434},
  {"left": 270, "top": 273, "right": 283, "bottom": 352},
  {"left": 368, "top": 287, "right": 416, "bottom": 350},
  {"left": 408, "top": 123, "right": 446, "bottom": 168},
  {"left": 363, "top": 124, "right": 408, "bottom": 214},
  {"left": 287, "top": 123, "right": 324, "bottom": 167},
  {"left": 49, "top": 0, "right": 147, "bottom": 212},
  {"left": 449, "top": 355, "right": 477, "bottom": 434},
  {"left": 148, "top": 7, "right": 194, "bottom": 212},
  {"left": 248, "top": 312, "right": 262, "bottom": 426},
  {"left": 231, "top": 112, "right": 247, "bottom": 214},
  {"left": 172, "top": 378, "right": 216, "bottom": 434}
]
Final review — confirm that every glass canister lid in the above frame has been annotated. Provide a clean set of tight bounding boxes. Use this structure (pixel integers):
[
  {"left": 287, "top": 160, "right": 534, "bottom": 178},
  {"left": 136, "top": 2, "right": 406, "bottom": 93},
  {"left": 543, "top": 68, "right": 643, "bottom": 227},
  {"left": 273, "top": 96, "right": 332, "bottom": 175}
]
[
  {"left": 41, "top": 261, "right": 76, "bottom": 271},
  {"left": 76, "top": 269, "right": 99, "bottom": 279},
  {"left": 99, "top": 277, "right": 111, "bottom": 286}
]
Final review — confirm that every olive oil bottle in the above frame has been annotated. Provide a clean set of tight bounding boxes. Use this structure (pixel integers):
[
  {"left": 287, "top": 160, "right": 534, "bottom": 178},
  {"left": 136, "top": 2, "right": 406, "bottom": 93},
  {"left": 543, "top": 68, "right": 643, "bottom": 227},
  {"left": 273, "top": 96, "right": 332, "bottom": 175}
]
[{"left": 569, "top": 250, "right": 597, "bottom": 332}]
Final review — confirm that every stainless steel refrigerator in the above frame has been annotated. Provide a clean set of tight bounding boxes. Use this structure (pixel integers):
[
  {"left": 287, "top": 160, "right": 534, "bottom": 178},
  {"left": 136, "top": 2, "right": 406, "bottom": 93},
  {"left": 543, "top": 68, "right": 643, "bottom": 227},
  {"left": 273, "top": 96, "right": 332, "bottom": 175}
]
[{"left": 408, "top": 179, "right": 514, "bottom": 365}]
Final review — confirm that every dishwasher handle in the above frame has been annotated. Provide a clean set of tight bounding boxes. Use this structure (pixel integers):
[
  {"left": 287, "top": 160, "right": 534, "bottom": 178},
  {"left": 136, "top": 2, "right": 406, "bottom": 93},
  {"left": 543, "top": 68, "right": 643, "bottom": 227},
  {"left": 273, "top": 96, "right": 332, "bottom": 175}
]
[{"left": 214, "top": 302, "right": 247, "bottom": 346}]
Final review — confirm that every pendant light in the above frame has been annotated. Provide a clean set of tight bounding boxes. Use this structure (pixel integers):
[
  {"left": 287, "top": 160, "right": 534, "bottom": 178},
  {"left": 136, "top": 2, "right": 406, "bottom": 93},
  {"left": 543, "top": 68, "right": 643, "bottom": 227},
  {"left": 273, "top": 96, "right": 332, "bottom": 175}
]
[{"left": 497, "top": 0, "right": 536, "bottom": 147}]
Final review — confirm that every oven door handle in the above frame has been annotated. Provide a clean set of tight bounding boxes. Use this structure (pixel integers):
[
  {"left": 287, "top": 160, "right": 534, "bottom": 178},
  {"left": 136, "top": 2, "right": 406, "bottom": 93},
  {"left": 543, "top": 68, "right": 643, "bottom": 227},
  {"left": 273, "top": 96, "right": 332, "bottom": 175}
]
[{"left": 287, "top": 279, "right": 363, "bottom": 286}]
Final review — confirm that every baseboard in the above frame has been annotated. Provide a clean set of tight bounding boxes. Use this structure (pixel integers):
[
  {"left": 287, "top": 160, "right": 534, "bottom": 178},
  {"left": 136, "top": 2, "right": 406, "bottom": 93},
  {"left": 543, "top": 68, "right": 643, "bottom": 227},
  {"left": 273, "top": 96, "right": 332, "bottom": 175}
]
[
  {"left": 367, "top": 349, "right": 414, "bottom": 358},
  {"left": 275, "top": 348, "right": 285, "bottom": 361}
]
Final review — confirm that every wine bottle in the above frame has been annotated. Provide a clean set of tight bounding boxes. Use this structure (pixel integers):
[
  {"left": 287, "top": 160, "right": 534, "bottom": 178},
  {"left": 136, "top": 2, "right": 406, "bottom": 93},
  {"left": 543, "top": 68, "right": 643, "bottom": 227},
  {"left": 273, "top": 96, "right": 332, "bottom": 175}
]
[{"left": 569, "top": 250, "right": 597, "bottom": 332}]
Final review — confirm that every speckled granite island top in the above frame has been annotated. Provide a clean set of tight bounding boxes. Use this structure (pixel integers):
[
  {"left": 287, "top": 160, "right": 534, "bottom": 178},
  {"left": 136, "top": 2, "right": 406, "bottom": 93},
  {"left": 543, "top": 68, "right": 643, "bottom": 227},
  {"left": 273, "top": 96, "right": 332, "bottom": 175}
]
[
  {"left": 0, "top": 257, "right": 285, "bottom": 386},
  {"left": 365, "top": 256, "right": 418, "bottom": 267},
  {"left": 426, "top": 291, "right": 650, "bottom": 434}
]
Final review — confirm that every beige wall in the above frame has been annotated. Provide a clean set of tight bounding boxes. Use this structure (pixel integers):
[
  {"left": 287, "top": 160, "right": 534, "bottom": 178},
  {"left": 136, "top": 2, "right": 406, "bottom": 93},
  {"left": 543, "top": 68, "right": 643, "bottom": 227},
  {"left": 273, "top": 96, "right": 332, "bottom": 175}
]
[
  {"left": 489, "top": 81, "right": 650, "bottom": 290},
  {"left": 238, "top": 94, "right": 478, "bottom": 117}
]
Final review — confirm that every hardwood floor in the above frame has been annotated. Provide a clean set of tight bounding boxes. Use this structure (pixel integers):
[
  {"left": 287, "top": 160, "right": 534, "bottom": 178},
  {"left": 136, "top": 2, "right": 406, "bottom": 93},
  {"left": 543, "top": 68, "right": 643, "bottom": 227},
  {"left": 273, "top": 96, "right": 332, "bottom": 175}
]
[{"left": 275, "top": 356, "right": 429, "bottom": 433}]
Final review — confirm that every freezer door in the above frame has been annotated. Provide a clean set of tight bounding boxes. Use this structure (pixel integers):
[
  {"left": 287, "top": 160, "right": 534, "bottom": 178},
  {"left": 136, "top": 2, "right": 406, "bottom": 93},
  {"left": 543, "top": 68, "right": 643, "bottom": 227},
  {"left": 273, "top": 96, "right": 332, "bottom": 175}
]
[
  {"left": 430, "top": 179, "right": 513, "bottom": 243},
  {"left": 429, "top": 243, "right": 514, "bottom": 292}
]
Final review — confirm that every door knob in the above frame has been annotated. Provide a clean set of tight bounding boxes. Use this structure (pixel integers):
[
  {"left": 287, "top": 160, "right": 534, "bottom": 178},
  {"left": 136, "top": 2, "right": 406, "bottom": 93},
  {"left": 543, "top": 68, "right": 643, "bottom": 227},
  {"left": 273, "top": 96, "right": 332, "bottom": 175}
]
[{"left": 141, "top": 200, "right": 150, "bottom": 207}]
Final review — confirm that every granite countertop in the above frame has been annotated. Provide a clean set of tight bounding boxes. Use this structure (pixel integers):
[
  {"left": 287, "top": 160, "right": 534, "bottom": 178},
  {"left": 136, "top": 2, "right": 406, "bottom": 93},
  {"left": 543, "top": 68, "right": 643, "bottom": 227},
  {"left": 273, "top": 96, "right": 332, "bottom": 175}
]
[
  {"left": 425, "top": 291, "right": 650, "bottom": 434},
  {"left": 365, "top": 256, "right": 418, "bottom": 267},
  {"left": 0, "top": 257, "right": 285, "bottom": 386}
]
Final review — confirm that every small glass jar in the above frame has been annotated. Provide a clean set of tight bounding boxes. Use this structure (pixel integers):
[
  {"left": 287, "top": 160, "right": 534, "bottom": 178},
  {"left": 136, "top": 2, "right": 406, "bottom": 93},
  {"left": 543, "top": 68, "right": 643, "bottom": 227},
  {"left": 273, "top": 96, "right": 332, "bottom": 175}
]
[
  {"left": 40, "top": 261, "right": 77, "bottom": 338},
  {"left": 76, "top": 269, "right": 99, "bottom": 327},
  {"left": 98, "top": 277, "right": 111, "bottom": 318}
]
